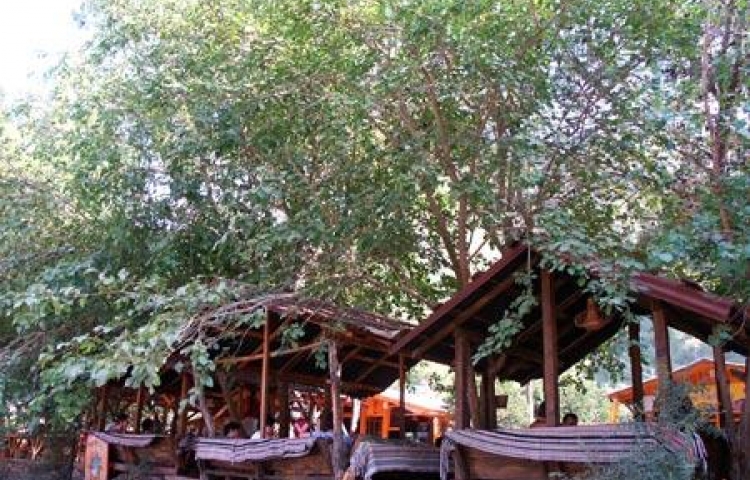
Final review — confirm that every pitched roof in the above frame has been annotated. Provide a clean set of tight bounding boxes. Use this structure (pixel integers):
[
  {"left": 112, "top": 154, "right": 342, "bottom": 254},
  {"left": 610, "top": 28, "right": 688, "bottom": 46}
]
[{"left": 391, "top": 243, "right": 749, "bottom": 384}]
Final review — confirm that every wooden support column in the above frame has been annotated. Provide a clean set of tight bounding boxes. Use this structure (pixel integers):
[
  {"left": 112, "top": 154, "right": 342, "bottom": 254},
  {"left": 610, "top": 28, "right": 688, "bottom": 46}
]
[
  {"left": 398, "top": 354, "right": 406, "bottom": 439},
  {"left": 96, "top": 385, "right": 108, "bottom": 431},
  {"left": 481, "top": 367, "right": 497, "bottom": 429},
  {"left": 177, "top": 372, "right": 190, "bottom": 437},
  {"left": 454, "top": 329, "right": 470, "bottom": 430},
  {"left": 134, "top": 386, "right": 146, "bottom": 433},
  {"left": 541, "top": 269, "right": 559, "bottom": 426},
  {"left": 328, "top": 341, "right": 345, "bottom": 480},
  {"left": 467, "top": 368, "right": 481, "bottom": 428},
  {"left": 652, "top": 301, "right": 673, "bottom": 398},
  {"left": 479, "top": 368, "right": 497, "bottom": 430},
  {"left": 278, "top": 381, "right": 290, "bottom": 438},
  {"left": 260, "top": 310, "right": 272, "bottom": 438},
  {"left": 712, "top": 335, "right": 734, "bottom": 429},
  {"left": 628, "top": 320, "right": 645, "bottom": 421}
]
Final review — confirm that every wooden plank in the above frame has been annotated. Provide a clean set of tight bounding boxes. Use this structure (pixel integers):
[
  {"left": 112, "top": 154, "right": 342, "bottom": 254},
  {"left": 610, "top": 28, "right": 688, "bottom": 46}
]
[
  {"left": 652, "top": 301, "right": 673, "bottom": 396},
  {"left": 412, "top": 276, "right": 517, "bottom": 359},
  {"left": 260, "top": 310, "right": 272, "bottom": 438},
  {"left": 541, "top": 269, "right": 559, "bottom": 426},
  {"left": 628, "top": 320, "right": 645, "bottom": 421},
  {"left": 454, "top": 329, "right": 469, "bottom": 430},
  {"left": 84, "top": 434, "right": 108, "bottom": 480},
  {"left": 713, "top": 340, "right": 734, "bottom": 429}
]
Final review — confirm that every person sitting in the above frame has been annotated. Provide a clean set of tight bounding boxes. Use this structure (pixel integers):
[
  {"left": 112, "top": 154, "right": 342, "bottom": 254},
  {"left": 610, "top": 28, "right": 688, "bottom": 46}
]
[
  {"left": 293, "top": 413, "right": 311, "bottom": 438},
  {"left": 224, "top": 421, "right": 243, "bottom": 439},
  {"left": 140, "top": 418, "right": 156, "bottom": 434},
  {"left": 562, "top": 412, "right": 579, "bottom": 426},
  {"left": 251, "top": 416, "right": 276, "bottom": 439},
  {"left": 106, "top": 413, "right": 129, "bottom": 433},
  {"left": 529, "top": 401, "right": 546, "bottom": 428}
]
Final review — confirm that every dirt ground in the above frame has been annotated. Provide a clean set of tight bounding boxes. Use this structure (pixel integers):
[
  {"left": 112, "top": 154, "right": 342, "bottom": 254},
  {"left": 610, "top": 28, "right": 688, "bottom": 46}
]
[{"left": 0, "top": 460, "right": 82, "bottom": 480}]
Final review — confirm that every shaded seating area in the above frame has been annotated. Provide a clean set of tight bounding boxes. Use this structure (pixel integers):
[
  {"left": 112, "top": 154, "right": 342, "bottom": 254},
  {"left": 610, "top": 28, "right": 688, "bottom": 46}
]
[
  {"left": 194, "top": 437, "right": 332, "bottom": 480},
  {"left": 347, "top": 440, "right": 444, "bottom": 480},
  {"left": 83, "top": 294, "right": 417, "bottom": 480},
  {"left": 439, "top": 424, "right": 704, "bottom": 480},
  {"left": 84, "top": 432, "right": 179, "bottom": 479},
  {"left": 388, "top": 242, "right": 750, "bottom": 479}
]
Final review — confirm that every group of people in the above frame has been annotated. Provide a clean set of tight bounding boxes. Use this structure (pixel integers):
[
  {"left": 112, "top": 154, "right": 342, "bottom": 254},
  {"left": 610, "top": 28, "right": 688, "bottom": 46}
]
[
  {"left": 105, "top": 413, "right": 162, "bottom": 434},
  {"left": 220, "top": 411, "right": 324, "bottom": 440},
  {"left": 530, "top": 402, "right": 579, "bottom": 427}
]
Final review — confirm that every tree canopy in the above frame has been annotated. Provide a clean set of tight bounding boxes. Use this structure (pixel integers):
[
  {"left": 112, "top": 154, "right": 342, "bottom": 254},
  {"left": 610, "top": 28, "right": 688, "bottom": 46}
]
[{"left": 0, "top": 0, "right": 747, "bottom": 437}]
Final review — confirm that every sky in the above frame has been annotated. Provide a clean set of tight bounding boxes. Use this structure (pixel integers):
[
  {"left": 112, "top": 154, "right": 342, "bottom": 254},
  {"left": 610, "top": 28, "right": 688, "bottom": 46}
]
[{"left": 0, "top": 0, "right": 87, "bottom": 98}]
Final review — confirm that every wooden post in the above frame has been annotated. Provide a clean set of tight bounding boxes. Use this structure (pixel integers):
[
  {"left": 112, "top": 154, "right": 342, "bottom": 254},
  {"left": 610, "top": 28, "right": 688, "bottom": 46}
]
[
  {"left": 96, "top": 385, "right": 108, "bottom": 431},
  {"left": 454, "top": 329, "right": 469, "bottom": 430},
  {"left": 134, "top": 386, "right": 145, "bottom": 433},
  {"left": 712, "top": 337, "right": 734, "bottom": 429},
  {"left": 260, "top": 310, "right": 272, "bottom": 438},
  {"left": 628, "top": 320, "right": 645, "bottom": 421},
  {"left": 652, "top": 301, "right": 673, "bottom": 399},
  {"left": 177, "top": 372, "right": 190, "bottom": 437},
  {"left": 328, "top": 341, "right": 344, "bottom": 480},
  {"left": 541, "top": 269, "right": 559, "bottom": 426},
  {"left": 466, "top": 368, "right": 481, "bottom": 428},
  {"left": 193, "top": 367, "right": 215, "bottom": 437},
  {"left": 398, "top": 354, "right": 406, "bottom": 439},
  {"left": 278, "top": 381, "right": 290, "bottom": 438},
  {"left": 482, "top": 368, "right": 497, "bottom": 429}
]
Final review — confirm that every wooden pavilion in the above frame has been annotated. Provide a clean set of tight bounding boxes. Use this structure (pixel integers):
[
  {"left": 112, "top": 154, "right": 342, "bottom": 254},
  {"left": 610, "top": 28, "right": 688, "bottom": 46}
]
[
  {"left": 84, "top": 293, "right": 418, "bottom": 480},
  {"left": 388, "top": 242, "right": 750, "bottom": 479}
]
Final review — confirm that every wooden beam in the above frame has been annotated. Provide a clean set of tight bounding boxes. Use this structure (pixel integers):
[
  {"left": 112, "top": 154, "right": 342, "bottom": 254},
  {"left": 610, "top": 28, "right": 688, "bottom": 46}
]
[
  {"left": 712, "top": 337, "right": 734, "bottom": 429},
  {"left": 354, "top": 353, "right": 396, "bottom": 384},
  {"left": 454, "top": 329, "right": 470, "bottom": 429},
  {"left": 260, "top": 310, "right": 272, "bottom": 438},
  {"left": 398, "top": 354, "right": 406, "bottom": 439},
  {"left": 652, "top": 301, "right": 673, "bottom": 397},
  {"left": 217, "top": 341, "right": 326, "bottom": 365},
  {"left": 541, "top": 269, "right": 559, "bottom": 426},
  {"left": 412, "top": 276, "right": 517, "bottom": 359},
  {"left": 628, "top": 320, "right": 645, "bottom": 421},
  {"left": 508, "top": 348, "right": 544, "bottom": 364},
  {"left": 275, "top": 372, "right": 381, "bottom": 395},
  {"left": 341, "top": 346, "right": 363, "bottom": 365}
]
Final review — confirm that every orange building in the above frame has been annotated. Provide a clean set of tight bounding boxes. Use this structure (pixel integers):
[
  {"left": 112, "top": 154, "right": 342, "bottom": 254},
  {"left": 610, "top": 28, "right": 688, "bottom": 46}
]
[
  {"left": 354, "top": 388, "right": 450, "bottom": 444},
  {"left": 608, "top": 358, "right": 746, "bottom": 424}
]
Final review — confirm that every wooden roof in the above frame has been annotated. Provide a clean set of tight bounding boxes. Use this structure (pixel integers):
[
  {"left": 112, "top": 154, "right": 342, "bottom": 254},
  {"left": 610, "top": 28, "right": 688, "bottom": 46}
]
[
  {"left": 608, "top": 358, "right": 746, "bottom": 403},
  {"left": 183, "top": 293, "right": 416, "bottom": 397},
  {"left": 391, "top": 243, "right": 750, "bottom": 384}
]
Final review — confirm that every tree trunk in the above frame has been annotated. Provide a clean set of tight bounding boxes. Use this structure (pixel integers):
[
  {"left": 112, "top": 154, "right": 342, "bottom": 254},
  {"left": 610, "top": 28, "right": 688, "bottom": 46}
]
[{"left": 328, "top": 341, "right": 345, "bottom": 480}]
